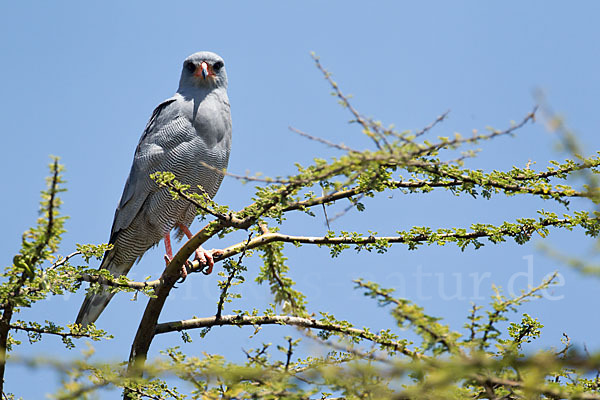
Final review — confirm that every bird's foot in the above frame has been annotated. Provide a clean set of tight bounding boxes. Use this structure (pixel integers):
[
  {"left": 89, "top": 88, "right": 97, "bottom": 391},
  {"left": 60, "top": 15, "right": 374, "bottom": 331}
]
[
  {"left": 164, "top": 254, "right": 190, "bottom": 283},
  {"left": 194, "top": 247, "right": 224, "bottom": 275}
]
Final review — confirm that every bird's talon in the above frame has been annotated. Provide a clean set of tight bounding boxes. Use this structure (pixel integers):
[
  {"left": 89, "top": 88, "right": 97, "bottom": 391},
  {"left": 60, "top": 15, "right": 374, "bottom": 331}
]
[{"left": 179, "top": 262, "right": 190, "bottom": 282}]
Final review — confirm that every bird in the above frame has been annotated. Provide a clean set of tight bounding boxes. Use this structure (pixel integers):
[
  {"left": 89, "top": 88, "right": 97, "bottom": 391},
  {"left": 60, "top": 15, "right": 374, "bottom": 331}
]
[{"left": 76, "top": 51, "right": 232, "bottom": 327}]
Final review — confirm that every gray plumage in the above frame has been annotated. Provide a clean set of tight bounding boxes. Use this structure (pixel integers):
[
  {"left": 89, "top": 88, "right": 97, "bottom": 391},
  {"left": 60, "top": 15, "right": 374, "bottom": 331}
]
[{"left": 76, "top": 51, "right": 232, "bottom": 326}]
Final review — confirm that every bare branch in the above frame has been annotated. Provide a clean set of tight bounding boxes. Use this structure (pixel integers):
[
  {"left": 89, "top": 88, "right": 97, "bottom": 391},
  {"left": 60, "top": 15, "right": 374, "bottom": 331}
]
[
  {"left": 411, "top": 107, "right": 537, "bottom": 159},
  {"left": 312, "top": 53, "right": 385, "bottom": 150},
  {"left": 289, "top": 126, "right": 358, "bottom": 153},
  {"left": 415, "top": 110, "right": 450, "bottom": 138},
  {"left": 48, "top": 251, "right": 82, "bottom": 271}
]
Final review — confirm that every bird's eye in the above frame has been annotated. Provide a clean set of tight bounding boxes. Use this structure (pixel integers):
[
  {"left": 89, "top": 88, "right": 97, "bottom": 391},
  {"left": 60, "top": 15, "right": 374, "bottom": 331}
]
[
  {"left": 213, "top": 61, "right": 224, "bottom": 72},
  {"left": 185, "top": 62, "right": 196, "bottom": 73}
]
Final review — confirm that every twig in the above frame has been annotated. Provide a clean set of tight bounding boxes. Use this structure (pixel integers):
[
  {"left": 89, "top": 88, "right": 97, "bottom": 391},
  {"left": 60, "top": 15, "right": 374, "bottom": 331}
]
[
  {"left": 467, "top": 303, "right": 479, "bottom": 342},
  {"left": 326, "top": 193, "right": 365, "bottom": 224},
  {"left": 289, "top": 126, "right": 358, "bottom": 153},
  {"left": 415, "top": 110, "right": 450, "bottom": 138},
  {"left": 411, "top": 107, "right": 537, "bottom": 159},
  {"left": 48, "top": 251, "right": 82, "bottom": 271},
  {"left": 215, "top": 232, "right": 253, "bottom": 319},
  {"left": 284, "top": 337, "right": 293, "bottom": 371},
  {"left": 479, "top": 272, "right": 558, "bottom": 350},
  {"left": 312, "top": 54, "right": 384, "bottom": 151}
]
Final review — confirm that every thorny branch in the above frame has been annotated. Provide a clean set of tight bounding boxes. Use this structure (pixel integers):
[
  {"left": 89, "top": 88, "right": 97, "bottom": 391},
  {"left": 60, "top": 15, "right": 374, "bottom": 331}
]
[{"left": 155, "top": 314, "right": 422, "bottom": 359}]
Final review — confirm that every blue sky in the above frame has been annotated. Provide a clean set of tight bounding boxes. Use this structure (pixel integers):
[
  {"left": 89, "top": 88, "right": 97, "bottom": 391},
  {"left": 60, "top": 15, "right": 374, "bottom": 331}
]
[{"left": 1, "top": 1, "right": 600, "bottom": 397}]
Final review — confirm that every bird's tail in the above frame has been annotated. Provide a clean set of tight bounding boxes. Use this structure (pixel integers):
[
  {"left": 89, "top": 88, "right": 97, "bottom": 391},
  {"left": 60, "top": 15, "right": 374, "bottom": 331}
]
[{"left": 75, "top": 254, "right": 133, "bottom": 327}]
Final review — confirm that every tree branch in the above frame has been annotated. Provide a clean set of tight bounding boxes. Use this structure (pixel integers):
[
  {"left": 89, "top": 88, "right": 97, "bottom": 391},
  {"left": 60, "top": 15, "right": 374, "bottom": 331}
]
[
  {"left": 10, "top": 324, "right": 92, "bottom": 340},
  {"left": 155, "top": 314, "right": 422, "bottom": 359},
  {"left": 0, "top": 159, "right": 61, "bottom": 394},
  {"left": 125, "top": 219, "right": 228, "bottom": 390},
  {"left": 78, "top": 273, "right": 161, "bottom": 289},
  {"left": 188, "top": 216, "right": 584, "bottom": 268}
]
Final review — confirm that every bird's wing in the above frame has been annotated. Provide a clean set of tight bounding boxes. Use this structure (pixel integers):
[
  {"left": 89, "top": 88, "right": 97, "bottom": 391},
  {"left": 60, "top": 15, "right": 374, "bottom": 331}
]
[{"left": 107, "top": 97, "right": 186, "bottom": 244}]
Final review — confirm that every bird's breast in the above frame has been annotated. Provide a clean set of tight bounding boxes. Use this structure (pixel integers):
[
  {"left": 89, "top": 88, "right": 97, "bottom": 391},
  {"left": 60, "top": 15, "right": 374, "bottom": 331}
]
[{"left": 191, "top": 97, "right": 231, "bottom": 148}]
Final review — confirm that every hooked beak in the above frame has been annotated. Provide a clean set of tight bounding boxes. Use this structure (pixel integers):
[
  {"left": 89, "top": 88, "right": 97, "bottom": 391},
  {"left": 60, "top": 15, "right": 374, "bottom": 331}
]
[
  {"left": 193, "top": 61, "right": 213, "bottom": 80},
  {"left": 199, "top": 61, "right": 209, "bottom": 80}
]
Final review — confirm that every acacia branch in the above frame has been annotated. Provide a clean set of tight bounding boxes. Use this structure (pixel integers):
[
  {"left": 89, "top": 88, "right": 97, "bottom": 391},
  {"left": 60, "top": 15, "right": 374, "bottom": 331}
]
[
  {"left": 79, "top": 273, "right": 161, "bottom": 289},
  {"left": 282, "top": 180, "right": 457, "bottom": 212},
  {"left": 479, "top": 272, "right": 558, "bottom": 349},
  {"left": 282, "top": 172, "right": 590, "bottom": 214},
  {"left": 10, "top": 324, "right": 92, "bottom": 340},
  {"left": 125, "top": 219, "right": 228, "bottom": 389},
  {"left": 155, "top": 314, "right": 422, "bottom": 359},
  {"left": 115, "top": 215, "right": 582, "bottom": 293},
  {"left": 412, "top": 107, "right": 537, "bottom": 160},
  {"left": 0, "top": 159, "right": 61, "bottom": 394},
  {"left": 156, "top": 177, "right": 250, "bottom": 229},
  {"left": 354, "top": 279, "right": 461, "bottom": 356},
  {"left": 416, "top": 164, "right": 591, "bottom": 200},
  {"left": 185, "top": 216, "right": 577, "bottom": 268}
]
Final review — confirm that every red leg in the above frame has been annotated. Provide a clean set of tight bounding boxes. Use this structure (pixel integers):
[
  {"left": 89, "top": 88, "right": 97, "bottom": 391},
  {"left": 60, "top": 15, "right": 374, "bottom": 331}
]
[
  {"left": 163, "top": 232, "right": 173, "bottom": 266},
  {"left": 176, "top": 223, "right": 222, "bottom": 275},
  {"left": 177, "top": 223, "right": 194, "bottom": 239},
  {"left": 165, "top": 229, "right": 189, "bottom": 280}
]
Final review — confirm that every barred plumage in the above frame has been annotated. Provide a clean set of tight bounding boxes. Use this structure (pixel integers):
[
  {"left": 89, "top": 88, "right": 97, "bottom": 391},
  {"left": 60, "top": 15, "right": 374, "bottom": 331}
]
[{"left": 76, "top": 52, "right": 232, "bottom": 326}]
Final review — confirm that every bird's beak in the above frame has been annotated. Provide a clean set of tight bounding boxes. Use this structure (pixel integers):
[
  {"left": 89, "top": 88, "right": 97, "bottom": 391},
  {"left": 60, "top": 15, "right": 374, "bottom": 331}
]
[
  {"left": 193, "top": 61, "right": 212, "bottom": 80},
  {"left": 200, "top": 61, "right": 209, "bottom": 80}
]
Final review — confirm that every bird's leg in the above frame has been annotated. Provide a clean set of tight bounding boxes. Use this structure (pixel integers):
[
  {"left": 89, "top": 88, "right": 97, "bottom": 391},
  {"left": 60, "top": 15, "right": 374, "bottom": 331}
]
[
  {"left": 163, "top": 230, "right": 191, "bottom": 281},
  {"left": 163, "top": 233, "right": 173, "bottom": 266},
  {"left": 176, "top": 223, "right": 223, "bottom": 275},
  {"left": 160, "top": 232, "right": 188, "bottom": 284}
]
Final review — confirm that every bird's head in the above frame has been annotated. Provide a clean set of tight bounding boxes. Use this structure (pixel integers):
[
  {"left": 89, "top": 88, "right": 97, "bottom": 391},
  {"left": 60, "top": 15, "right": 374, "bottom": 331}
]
[{"left": 179, "top": 51, "right": 227, "bottom": 90}]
